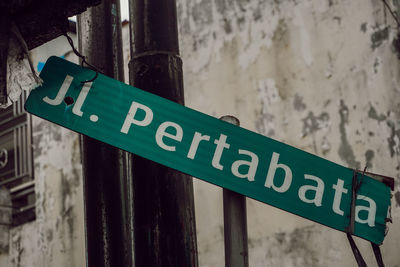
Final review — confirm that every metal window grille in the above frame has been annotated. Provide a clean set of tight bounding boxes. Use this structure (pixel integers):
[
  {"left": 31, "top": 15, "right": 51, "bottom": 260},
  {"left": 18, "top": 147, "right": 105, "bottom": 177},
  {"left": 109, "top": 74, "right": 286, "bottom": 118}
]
[{"left": 0, "top": 91, "right": 35, "bottom": 226}]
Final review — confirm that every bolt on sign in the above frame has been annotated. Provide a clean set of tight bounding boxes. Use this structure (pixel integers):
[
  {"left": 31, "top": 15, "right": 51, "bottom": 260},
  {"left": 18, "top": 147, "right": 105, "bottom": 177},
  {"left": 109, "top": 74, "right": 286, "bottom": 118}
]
[{"left": 25, "top": 57, "right": 393, "bottom": 244}]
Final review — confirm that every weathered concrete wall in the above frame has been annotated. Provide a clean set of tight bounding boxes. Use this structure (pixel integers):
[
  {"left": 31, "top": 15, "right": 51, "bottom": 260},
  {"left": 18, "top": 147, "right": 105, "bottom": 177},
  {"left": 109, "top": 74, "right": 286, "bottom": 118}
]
[
  {"left": 0, "top": 188, "right": 11, "bottom": 267},
  {"left": 2, "top": 1, "right": 400, "bottom": 266},
  {"left": 6, "top": 119, "right": 85, "bottom": 267},
  {"left": 177, "top": 0, "right": 400, "bottom": 266},
  {"left": 2, "top": 35, "right": 86, "bottom": 267}
]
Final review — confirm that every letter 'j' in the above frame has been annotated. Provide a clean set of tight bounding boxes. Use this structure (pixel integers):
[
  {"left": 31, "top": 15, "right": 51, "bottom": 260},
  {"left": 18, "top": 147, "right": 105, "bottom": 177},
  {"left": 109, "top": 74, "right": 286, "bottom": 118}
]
[{"left": 120, "top": 101, "right": 153, "bottom": 134}]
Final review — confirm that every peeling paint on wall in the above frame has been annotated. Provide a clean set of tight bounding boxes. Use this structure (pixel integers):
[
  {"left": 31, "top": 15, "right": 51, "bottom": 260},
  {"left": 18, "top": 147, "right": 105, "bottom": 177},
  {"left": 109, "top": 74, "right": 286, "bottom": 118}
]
[
  {"left": 177, "top": 0, "right": 306, "bottom": 72},
  {"left": 293, "top": 94, "right": 306, "bottom": 111},
  {"left": 386, "top": 119, "right": 400, "bottom": 158},
  {"left": 6, "top": 107, "right": 85, "bottom": 266},
  {"left": 338, "top": 100, "right": 360, "bottom": 169},
  {"left": 371, "top": 26, "right": 389, "bottom": 50},
  {"left": 395, "top": 191, "right": 400, "bottom": 207},
  {"left": 365, "top": 149, "right": 375, "bottom": 168},
  {"left": 302, "top": 111, "right": 330, "bottom": 137},
  {"left": 2, "top": 0, "right": 400, "bottom": 266},
  {"left": 179, "top": 0, "right": 400, "bottom": 266},
  {"left": 368, "top": 104, "right": 386, "bottom": 122},
  {"left": 0, "top": 189, "right": 11, "bottom": 255}
]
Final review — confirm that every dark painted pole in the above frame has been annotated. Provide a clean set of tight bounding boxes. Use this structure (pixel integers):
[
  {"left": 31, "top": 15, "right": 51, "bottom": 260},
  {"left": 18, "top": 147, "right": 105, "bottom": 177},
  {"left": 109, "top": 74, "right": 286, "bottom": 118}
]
[
  {"left": 128, "top": 0, "right": 198, "bottom": 266},
  {"left": 223, "top": 189, "right": 249, "bottom": 266},
  {"left": 220, "top": 115, "right": 249, "bottom": 267},
  {"left": 77, "top": 1, "right": 133, "bottom": 266}
]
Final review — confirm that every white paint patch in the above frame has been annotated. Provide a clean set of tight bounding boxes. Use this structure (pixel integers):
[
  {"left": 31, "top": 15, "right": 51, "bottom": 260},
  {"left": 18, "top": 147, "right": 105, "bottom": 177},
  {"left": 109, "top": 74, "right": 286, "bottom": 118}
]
[
  {"left": 178, "top": 0, "right": 297, "bottom": 72},
  {"left": 293, "top": 7, "right": 314, "bottom": 67},
  {"left": 257, "top": 78, "right": 281, "bottom": 106},
  {"left": 178, "top": 0, "right": 319, "bottom": 71},
  {"left": 321, "top": 136, "right": 331, "bottom": 154},
  {"left": 237, "top": 2, "right": 280, "bottom": 69}
]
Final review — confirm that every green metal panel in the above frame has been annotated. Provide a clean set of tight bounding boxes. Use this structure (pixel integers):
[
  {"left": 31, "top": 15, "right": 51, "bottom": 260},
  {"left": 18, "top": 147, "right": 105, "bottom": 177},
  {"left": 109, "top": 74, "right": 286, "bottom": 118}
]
[{"left": 25, "top": 57, "right": 392, "bottom": 244}]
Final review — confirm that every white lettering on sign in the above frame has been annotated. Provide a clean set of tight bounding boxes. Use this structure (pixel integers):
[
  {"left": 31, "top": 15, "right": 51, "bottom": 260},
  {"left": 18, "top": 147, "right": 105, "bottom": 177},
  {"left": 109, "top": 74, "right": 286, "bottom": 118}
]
[
  {"left": 41, "top": 75, "right": 380, "bottom": 228},
  {"left": 231, "top": 149, "right": 259, "bottom": 182},
  {"left": 121, "top": 101, "right": 153, "bottom": 134},
  {"left": 298, "top": 175, "right": 324, "bottom": 207},
  {"left": 119, "top": 100, "right": 378, "bottom": 227},
  {"left": 264, "top": 152, "right": 292, "bottom": 193},
  {"left": 356, "top": 195, "right": 376, "bottom": 227},
  {"left": 156, "top": 121, "right": 183, "bottom": 151},
  {"left": 42, "top": 76, "right": 98, "bottom": 122},
  {"left": 43, "top": 75, "right": 73, "bottom": 105},
  {"left": 72, "top": 82, "right": 93, "bottom": 117},
  {"left": 187, "top": 132, "right": 210, "bottom": 159},
  {"left": 212, "top": 134, "right": 230, "bottom": 170},
  {"left": 332, "top": 179, "right": 348, "bottom": 216}
]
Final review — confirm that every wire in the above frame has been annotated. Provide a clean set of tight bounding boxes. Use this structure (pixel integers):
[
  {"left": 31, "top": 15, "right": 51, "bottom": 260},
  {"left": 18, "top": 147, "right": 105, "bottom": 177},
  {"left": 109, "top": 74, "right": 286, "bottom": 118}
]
[
  {"left": 382, "top": 0, "right": 400, "bottom": 28},
  {"left": 63, "top": 32, "right": 100, "bottom": 84},
  {"left": 347, "top": 233, "right": 368, "bottom": 267},
  {"left": 355, "top": 166, "right": 367, "bottom": 192}
]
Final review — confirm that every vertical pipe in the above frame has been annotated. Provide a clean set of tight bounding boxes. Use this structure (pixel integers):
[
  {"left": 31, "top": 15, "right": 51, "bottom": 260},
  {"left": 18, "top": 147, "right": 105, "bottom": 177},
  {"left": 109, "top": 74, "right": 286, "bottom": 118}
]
[
  {"left": 128, "top": 0, "right": 198, "bottom": 266},
  {"left": 77, "top": 1, "right": 133, "bottom": 266},
  {"left": 221, "top": 115, "right": 249, "bottom": 267}
]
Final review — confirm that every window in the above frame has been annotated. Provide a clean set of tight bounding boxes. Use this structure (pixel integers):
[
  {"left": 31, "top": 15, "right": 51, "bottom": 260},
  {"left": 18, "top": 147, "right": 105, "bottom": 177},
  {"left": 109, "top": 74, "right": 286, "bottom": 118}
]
[{"left": 0, "top": 91, "right": 34, "bottom": 226}]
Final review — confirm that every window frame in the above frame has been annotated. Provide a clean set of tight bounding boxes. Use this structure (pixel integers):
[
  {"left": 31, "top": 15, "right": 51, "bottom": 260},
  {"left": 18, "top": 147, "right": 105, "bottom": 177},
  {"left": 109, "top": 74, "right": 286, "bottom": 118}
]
[{"left": 0, "top": 91, "right": 35, "bottom": 226}]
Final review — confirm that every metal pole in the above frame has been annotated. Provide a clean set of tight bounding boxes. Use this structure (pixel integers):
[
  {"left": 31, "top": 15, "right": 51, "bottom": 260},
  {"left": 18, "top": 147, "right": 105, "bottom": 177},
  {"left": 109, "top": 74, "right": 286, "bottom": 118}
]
[
  {"left": 221, "top": 115, "right": 249, "bottom": 267},
  {"left": 77, "top": 1, "right": 133, "bottom": 266},
  {"left": 128, "top": 0, "right": 198, "bottom": 266}
]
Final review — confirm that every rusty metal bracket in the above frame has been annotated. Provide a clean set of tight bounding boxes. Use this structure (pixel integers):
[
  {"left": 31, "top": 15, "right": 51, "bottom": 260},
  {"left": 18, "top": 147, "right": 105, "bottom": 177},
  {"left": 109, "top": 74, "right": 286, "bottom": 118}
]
[
  {"left": 345, "top": 167, "right": 392, "bottom": 267},
  {"left": 351, "top": 168, "right": 395, "bottom": 190},
  {"left": 363, "top": 171, "right": 395, "bottom": 191},
  {"left": 347, "top": 233, "right": 368, "bottom": 267}
]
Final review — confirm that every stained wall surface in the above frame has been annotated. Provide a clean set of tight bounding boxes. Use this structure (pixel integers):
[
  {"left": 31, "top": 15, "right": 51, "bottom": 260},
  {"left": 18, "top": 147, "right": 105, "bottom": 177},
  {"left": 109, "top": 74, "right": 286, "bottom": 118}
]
[
  {"left": 177, "top": 0, "right": 400, "bottom": 266},
  {"left": 1, "top": 1, "right": 400, "bottom": 266},
  {"left": 0, "top": 35, "right": 86, "bottom": 267}
]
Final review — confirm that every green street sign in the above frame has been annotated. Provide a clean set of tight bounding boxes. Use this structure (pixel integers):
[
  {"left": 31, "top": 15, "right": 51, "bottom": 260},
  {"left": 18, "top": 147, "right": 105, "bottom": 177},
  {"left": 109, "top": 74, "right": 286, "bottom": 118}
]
[{"left": 25, "top": 57, "right": 392, "bottom": 244}]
